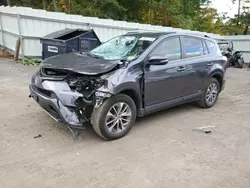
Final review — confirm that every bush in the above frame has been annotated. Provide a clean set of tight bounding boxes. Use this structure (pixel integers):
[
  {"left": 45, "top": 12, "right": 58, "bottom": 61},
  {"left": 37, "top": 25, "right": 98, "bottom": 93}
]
[{"left": 20, "top": 59, "right": 40, "bottom": 66}]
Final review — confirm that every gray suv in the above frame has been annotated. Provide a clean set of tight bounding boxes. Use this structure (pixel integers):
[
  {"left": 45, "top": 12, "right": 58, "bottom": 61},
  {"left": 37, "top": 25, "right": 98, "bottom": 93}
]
[{"left": 29, "top": 32, "right": 227, "bottom": 140}]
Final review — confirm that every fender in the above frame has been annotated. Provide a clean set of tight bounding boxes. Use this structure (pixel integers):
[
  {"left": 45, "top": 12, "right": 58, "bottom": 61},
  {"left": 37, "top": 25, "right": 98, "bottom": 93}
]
[
  {"left": 114, "top": 84, "right": 142, "bottom": 109},
  {"left": 209, "top": 70, "right": 223, "bottom": 78},
  {"left": 113, "top": 82, "right": 146, "bottom": 117},
  {"left": 208, "top": 69, "right": 224, "bottom": 92}
]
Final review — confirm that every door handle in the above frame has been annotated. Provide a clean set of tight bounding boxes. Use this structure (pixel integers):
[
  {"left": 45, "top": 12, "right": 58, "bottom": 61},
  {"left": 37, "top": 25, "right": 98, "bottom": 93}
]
[
  {"left": 206, "top": 63, "right": 214, "bottom": 66},
  {"left": 177, "top": 67, "right": 186, "bottom": 72}
]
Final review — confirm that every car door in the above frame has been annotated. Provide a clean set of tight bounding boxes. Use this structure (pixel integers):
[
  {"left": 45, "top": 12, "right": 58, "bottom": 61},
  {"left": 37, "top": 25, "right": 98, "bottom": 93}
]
[
  {"left": 144, "top": 37, "right": 189, "bottom": 107},
  {"left": 180, "top": 36, "right": 208, "bottom": 94}
]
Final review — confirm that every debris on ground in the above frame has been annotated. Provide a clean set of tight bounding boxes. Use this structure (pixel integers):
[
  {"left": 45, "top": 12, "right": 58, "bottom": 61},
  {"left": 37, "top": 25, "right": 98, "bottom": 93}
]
[
  {"left": 67, "top": 125, "right": 80, "bottom": 141},
  {"left": 192, "top": 126, "right": 217, "bottom": 134},
  {"left": 34, "top": 134, "right": 42, "bottom": 139}
]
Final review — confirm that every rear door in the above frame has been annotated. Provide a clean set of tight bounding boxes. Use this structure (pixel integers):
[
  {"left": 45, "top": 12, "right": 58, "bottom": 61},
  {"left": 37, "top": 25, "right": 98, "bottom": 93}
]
[{"left": 179, "top": 36, "right": 208, "bottom": 94}]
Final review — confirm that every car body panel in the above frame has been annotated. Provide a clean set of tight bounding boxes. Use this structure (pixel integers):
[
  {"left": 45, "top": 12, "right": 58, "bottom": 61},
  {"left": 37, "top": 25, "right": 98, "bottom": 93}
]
[
  {"left": 41, "top": 53, "right": 120, "bottom": 75},
  {"left": 144, "top": 59, "right": 195, "bottom": 106}
]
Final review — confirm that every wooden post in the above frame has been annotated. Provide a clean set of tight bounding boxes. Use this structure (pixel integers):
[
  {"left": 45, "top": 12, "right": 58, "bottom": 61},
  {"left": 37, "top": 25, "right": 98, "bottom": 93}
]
[
  {"left": 14, "top": 38, "right": 20, "bottom": 62},
  {"left": 16, "top": 14, "right": 24, "bottom": 63}
]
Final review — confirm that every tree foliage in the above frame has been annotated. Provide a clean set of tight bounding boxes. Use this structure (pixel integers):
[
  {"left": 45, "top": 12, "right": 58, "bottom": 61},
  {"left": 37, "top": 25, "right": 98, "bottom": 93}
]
[
  {"left": 221, "top": 0, "right": 250, "bottom": 35},
  {"left": 1, "top": 0, "right": 249, "bottom": 35}
]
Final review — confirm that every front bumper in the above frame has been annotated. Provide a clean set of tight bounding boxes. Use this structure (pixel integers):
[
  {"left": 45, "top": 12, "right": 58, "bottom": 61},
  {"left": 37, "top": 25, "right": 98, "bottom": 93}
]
[{"left": 29, "top": 81, "right": 86, "bottom": 128}]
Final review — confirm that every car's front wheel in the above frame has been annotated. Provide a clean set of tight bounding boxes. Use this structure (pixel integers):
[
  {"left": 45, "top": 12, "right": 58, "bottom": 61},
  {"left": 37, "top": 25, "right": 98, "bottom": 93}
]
[
  {"left": 198, "top": 78, "right": 220, "bottom": 108},
  {"left": 91, "top": 94, "right": 137, "bottom": 140}
]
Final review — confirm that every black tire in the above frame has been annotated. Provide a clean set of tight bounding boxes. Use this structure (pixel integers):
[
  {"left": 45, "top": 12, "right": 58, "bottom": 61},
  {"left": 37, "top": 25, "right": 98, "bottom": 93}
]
[
  {"left": 236, "top": 58, "right": 244, "bottom": 68},
  {"left": 91, "top": 94, "right": 137, "bottom": 140},
  {"left": 198, "top": 78, "right": 220, "bottom": 108}
]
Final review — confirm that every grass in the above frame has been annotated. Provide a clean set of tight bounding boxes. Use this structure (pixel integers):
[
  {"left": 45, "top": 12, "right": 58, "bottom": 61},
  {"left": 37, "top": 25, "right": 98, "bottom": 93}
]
[{"left": 20, "top": 59, "right": 40, "bottom": 66}]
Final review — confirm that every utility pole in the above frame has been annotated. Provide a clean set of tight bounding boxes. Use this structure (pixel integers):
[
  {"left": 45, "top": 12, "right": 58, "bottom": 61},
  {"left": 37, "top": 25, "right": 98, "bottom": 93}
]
[
  {"left": 42, "top": 0, "right": 47, "bottom": 10},
  {"left": 52, "top": 0, "right": 58, "bottom": 11},
  {"left": 6, "top": 0, "right": 11, "bottom": 6},
  {"left": 68, "top": 0, "right": 71, "bottom": 14},
  {"left": 28, "top": 0, "right": 34, "bottom": 8},
  {"left": 237, "top": 0, "right": 241, "bottom": 25}
]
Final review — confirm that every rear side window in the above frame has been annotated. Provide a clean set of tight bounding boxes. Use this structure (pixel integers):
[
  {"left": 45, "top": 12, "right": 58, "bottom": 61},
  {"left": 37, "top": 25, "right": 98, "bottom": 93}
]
[
  {"left": 150, "top": 37, "right": 181, "bottom": 61},
  {"left": 205, "top": 40, "right": 215, "bottom": 54},
  {"left": 183, "top": 37, "right": 204, "bottom": 58}
]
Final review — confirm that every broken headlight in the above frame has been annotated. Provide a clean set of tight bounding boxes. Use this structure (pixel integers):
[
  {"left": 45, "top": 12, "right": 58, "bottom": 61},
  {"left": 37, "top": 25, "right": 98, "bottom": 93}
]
[{"left": 67, "top": 77, "right": 106, "bottom": 95}]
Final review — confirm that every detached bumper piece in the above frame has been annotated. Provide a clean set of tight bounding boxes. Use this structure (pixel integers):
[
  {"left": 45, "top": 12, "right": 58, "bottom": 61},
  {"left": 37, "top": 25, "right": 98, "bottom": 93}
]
[
  {"left": 29, "top": 80, "right": 93, "bottom": 140},
  {"left": 29, "top": 84, "right": 84, "bottom": 126}
]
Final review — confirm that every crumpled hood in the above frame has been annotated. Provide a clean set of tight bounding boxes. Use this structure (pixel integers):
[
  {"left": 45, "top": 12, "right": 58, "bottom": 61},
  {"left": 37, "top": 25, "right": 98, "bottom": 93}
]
[{"left": 40, "top": 53, "right": 119, "bottom": 75}]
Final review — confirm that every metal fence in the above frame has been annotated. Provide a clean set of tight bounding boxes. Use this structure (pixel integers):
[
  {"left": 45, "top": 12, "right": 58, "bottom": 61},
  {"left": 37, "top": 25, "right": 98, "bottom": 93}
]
[{"left": 0, "top": 6, "right": 249, "bottom": 63}]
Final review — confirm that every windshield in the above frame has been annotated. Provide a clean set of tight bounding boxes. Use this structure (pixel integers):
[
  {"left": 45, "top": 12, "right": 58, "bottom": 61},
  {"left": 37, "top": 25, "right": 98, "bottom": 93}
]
[{"left": 90, "top": 35, "right": 156, "bottom": 60}]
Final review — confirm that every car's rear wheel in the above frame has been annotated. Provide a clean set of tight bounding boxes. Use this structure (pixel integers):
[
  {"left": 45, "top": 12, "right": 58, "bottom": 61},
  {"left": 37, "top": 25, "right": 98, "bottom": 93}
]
[
  {"left": 198, "top": 78, "right": 220, "bottom": 108},
  {"left": 91, "top": 94, "right": 137, "bottom": 140}
]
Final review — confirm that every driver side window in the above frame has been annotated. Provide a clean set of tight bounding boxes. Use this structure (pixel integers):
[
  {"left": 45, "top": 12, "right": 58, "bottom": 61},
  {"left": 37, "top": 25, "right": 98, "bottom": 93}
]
[{"left": 150, "top": 37, "right": 181, "bottom": 61}]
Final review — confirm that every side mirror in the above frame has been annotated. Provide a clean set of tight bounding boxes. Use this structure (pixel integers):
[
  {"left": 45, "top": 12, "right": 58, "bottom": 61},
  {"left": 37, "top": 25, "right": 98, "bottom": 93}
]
[{"left": 147, "top": 56, "right": 169, "bottom": 65}]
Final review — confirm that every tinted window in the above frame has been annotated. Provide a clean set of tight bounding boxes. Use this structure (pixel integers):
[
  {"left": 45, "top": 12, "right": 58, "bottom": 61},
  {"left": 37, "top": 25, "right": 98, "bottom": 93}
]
[
  {"left": 183, "top": 37, "right": 204, "bottom": 58},
  {"left": 205, "top": 40, "right": 215, "bottom": 54},
  {"left": 151, "top": 37, "right": 181, "bottom": 61}
]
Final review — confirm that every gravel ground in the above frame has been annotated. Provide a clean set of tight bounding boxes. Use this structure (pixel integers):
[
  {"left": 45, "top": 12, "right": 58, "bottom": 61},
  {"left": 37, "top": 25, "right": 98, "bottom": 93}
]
[{"left": 0, "top": 59, "right": 250, "bottom": 188}]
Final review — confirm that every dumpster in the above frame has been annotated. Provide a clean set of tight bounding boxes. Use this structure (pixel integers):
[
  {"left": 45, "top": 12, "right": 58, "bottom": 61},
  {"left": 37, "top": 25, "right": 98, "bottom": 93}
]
[{"left": 40, "top": 28, "right": 101, "bottom": 60}]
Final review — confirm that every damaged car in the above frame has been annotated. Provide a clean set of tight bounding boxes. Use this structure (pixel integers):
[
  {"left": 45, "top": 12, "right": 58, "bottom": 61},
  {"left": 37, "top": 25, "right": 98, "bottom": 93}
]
[
  {"left": 29, "top": 32, "right": 227, "bottom": 140},
  {"left": 217, "top": 40, "right": 244, "bottom": 68}
]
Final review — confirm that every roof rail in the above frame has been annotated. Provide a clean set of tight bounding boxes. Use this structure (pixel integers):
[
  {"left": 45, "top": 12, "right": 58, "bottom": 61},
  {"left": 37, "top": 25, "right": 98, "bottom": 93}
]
[
  {"left": 126, "top": 29, "right": 160, "bottom": 33},
  {"left": 126, "top": 31, "right": 176, "bottom": 35}
]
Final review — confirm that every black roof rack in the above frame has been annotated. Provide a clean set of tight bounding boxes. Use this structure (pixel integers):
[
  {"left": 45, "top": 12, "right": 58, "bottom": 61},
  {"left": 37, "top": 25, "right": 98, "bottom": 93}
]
[
  {"left": 125, "top": 31, "right": 212, "bottom": 39},
  {"left": 125, "top": 31, "right": 176, "bottom": 38}
]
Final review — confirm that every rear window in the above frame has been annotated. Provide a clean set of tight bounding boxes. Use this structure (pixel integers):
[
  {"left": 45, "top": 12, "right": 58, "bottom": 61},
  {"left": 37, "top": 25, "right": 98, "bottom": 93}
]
[
  {"left": 183, "top": 37, "right": 204, "bottom": 58},
  {"left": 205, "top": 40, "right": 215, "bottom": 54}
]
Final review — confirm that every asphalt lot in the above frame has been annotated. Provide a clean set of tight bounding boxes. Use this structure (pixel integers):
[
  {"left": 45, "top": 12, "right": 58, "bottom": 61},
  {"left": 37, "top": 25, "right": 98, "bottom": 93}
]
[{"left": 0, "top": 59, "right": 250, "bottom": 188}]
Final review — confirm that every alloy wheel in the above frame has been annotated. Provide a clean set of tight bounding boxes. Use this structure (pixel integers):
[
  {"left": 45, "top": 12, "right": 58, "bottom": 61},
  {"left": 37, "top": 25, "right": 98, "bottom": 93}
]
[
  {"left": 206, "top": 83, "right": 218, "bottom": 105},
  {"left": 105, "top": 102, "right": 132, "bottom": 134}
]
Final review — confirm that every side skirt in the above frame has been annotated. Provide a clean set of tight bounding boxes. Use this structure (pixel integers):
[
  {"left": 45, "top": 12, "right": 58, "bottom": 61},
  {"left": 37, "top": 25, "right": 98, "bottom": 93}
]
[{"left": 139, "top": 92, "right": 202, "bottom": 117}]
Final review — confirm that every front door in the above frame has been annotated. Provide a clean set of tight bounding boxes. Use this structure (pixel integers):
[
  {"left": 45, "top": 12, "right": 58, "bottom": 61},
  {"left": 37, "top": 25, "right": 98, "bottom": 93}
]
[{"left": 144, "top": 37, "right": 188, "bottom": 107}]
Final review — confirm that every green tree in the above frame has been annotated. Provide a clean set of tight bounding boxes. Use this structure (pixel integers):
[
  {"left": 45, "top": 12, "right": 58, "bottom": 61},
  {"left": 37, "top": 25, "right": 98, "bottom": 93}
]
[
  {"left": 67, "top": 0, "right": 126, "bottom": 19},
  {"left": 197, "top": 7, "right": 222, "bottom": 33},
  {"left": 1, "top": 0, "right": 236, "bottom": 35}
]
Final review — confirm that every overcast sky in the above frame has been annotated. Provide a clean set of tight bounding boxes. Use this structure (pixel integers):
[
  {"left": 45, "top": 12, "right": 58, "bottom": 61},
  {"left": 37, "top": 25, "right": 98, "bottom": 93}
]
[{"left": 212, "top": 0, "right": 238, "bottom": 18}]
